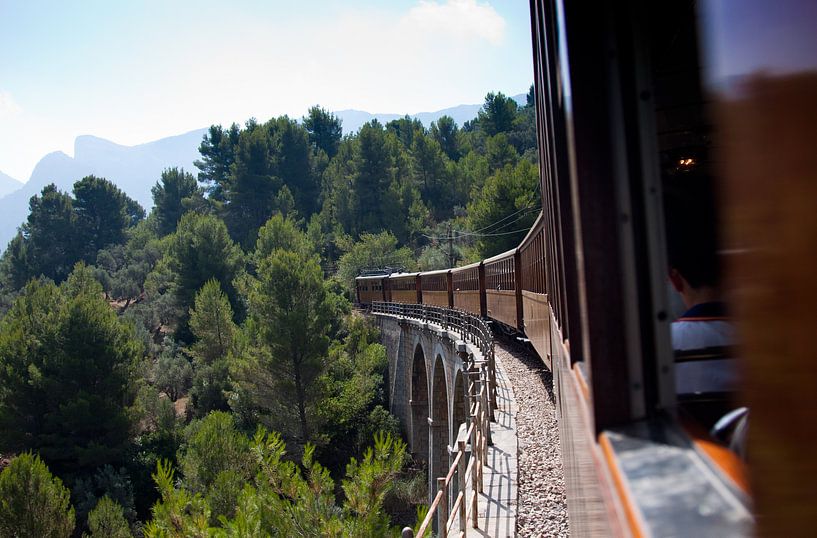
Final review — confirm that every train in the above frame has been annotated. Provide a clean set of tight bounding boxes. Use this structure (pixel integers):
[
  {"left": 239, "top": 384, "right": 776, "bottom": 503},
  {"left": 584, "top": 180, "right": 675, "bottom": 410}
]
[{"left": 359, "top": 0, "right": 817, "bottom": 535}]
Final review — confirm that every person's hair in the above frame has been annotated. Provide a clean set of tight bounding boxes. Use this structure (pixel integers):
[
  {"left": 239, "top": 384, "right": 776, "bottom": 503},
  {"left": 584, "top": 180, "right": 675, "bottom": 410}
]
[{"left": 663, "top": 170, "right": 721, "bottom": 289}]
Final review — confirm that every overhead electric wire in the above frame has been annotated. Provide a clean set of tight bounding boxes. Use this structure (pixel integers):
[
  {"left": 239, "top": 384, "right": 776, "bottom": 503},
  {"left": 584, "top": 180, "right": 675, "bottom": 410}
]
[
  {"left": 463, "top": 226, "right": 534, "bottom": 237},
  {"left": 421, "top": 205, "right": 541, "bottom": 241},
  {"left": 466, "top": 204, "right": 539, "bottom": 234},
  {"left": 455, "top": 207, "right": 540, "bottom": 237}
]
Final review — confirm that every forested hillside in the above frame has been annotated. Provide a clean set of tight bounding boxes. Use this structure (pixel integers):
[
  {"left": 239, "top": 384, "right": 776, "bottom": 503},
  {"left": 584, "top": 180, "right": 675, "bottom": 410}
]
[{"left": 0, "top": 90, "right": 538, "bottom": 536}]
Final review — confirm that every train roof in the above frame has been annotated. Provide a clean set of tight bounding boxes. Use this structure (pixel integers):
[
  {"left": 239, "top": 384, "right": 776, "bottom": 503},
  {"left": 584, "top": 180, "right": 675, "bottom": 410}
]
[
  {"left": 355, "top": 274, "right": 387, "bottom": 281},
  {"left": 451, "top": 260, "right": 482, "bottom": 272},
  {"left": 420, "top": 268, "right": 451, "bottom": 277},
  {"left": 388, "top": 271, "right": 420, "bottom": 279},
  {"left": 483, "top": 247, "right": 518, "bottom": 264},
  {"left": 518, "top": 210, "right": 544, "bottom": 248}
]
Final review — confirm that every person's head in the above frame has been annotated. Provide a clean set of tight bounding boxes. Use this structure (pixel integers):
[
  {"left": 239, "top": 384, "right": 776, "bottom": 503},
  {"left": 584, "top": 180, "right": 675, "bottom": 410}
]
[{"left": 664, "top": 170, "right": 721, "bottom": 307}]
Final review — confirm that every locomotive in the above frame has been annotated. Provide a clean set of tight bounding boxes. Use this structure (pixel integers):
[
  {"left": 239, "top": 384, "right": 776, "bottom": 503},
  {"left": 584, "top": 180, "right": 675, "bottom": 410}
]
[{"left": 359, "top": 0, "right": 817, "bottom": 535}]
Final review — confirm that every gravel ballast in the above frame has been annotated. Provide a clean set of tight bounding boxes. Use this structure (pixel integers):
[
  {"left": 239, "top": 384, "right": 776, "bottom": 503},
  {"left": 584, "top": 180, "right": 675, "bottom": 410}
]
[{"left": 496, "top": 340, "right": 569, "bottom": 537}]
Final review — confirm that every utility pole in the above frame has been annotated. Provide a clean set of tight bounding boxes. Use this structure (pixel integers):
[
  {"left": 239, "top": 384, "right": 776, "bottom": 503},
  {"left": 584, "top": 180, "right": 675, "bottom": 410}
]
[{"left": 447, "top": 223, "right": 455, "bottom": 267}]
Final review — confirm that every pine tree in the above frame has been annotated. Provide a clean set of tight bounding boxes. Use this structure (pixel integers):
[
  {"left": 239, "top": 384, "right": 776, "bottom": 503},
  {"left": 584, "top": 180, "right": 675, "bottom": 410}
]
[
  {"left": 151, "top": 167, "right": 200, "bottom": 236},
  {"left": 0, "top": 265, "right": 141, "bottom": 475},
  {"left": 0, "top": 453, "right": 75, "bottom": 538}
]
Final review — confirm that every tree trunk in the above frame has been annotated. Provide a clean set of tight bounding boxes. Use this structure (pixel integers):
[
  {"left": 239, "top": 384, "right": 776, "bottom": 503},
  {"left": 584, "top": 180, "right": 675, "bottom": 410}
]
[{"left": 293, "top": 355, "right": 309, "bottom": 442}]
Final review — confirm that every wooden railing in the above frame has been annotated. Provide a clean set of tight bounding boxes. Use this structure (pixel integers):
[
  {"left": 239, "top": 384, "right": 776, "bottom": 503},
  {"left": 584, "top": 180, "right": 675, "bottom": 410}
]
[
  {"left": 370, "top": 301, "right": 497, "bottom": 415},
  {"left": 369, "top": 302, "right": 495, "bottom": 537}
]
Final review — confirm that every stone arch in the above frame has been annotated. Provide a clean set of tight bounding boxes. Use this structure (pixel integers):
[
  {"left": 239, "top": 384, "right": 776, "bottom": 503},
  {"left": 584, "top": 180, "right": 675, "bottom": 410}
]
[
  {"left": 451, "top": 368, "right": 468, "bottom": 494},
  {"left": 430, "top": 354, "right": 450, "bottom": 491},
  {"left": 410, "top": 343, "right": 429, "bottom": 462},
  {"left": 452, "top": 368, "right": 467, "bottom": 440}
]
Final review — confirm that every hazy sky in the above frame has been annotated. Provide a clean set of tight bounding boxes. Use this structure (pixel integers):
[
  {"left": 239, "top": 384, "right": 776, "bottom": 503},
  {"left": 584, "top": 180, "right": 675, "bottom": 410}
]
[{"left": 0, "top": 0, "right": 533, "bottom": 182}]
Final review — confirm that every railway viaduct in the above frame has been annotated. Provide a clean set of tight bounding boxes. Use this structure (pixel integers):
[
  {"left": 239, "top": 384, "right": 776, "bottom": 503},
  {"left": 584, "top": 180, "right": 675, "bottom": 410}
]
[{"left": 373, "top": 306, "right": 494, "bottom": 499}]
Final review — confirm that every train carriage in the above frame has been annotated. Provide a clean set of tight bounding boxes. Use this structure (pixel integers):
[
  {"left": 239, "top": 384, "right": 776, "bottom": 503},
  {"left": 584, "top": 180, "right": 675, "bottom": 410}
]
[
  {"left": 355, "top": 274, "right": 387, "bottom": 305},
  {"left": 387, "top": 272, "right": 421, "bottom": 305},
  {"left": 483, "top": 248, "right": 523, "bottom": 332},
  {"left": 518, "top": 213, "right": 550, "bottom": 369},
  {"left": 418, "top": 269, "right": 451, "bottom": 308},
  {"left": 451, "top": 261, "right": 484, "bottom": 317}
]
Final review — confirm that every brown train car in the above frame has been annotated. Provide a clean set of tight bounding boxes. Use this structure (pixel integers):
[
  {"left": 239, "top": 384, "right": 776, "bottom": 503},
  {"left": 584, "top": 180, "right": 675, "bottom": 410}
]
[
  {"left": 419, "top": 269, "right": 452, "bottom": 308},
  {"left": 451, "top": 261, "right": 484, "bottom": 317},
  {"left": 483, "top": 249, "right": 523, "bottom": 331},
  {"left": 388, "top": 272, "right": 421, "bottom": 304},
  {"left": 518, "top": 213, "right": 550, "bottom": 368},
  {"left": 355, "top": 275, "right": 387, "bottom": 306}
]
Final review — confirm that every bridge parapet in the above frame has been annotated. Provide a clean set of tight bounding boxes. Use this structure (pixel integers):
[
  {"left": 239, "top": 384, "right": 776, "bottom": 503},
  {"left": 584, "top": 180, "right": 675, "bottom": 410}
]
[
  {"left": 371, "top": 301, "right": 497, "bottom": 413},
  {"left": 369, "top": 302, "right": 497, "bottom": 535}
]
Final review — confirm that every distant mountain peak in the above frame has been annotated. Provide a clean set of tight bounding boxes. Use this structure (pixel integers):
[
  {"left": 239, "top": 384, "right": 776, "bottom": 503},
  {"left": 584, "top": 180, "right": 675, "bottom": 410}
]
[
  {"left": 331, "top": 93, "right": 526, "bottom": 135},
  {"left": 0, "top": 169, "right": 22, "bottom": 198}
]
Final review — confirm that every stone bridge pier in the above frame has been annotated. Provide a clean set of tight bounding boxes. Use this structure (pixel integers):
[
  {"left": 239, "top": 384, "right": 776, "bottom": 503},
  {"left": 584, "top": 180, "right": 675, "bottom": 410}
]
[{"left": 376, "top": 314, "right": 475, "bottom": 499}]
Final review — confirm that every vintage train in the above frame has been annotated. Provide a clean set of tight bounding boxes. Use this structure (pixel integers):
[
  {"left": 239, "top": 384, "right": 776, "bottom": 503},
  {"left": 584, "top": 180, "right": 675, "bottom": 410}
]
[{"left": 359, "top": 0, "right": 817, "bottom": 535}]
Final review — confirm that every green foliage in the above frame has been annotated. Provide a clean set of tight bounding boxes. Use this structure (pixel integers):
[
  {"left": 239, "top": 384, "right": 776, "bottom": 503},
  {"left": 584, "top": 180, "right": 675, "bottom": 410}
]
[
  {"left": 316, "top": 316, "right": 397, "bottom": 466},
  {"left": 73, "top": 175, "right": 144, "bottom": 260},
  {"left": 195, "top": 123, "right": 241, "bottom": 202},
  {"left": 188, "top": 280, "right": 237, "bottom": 415},
  {"left": 304, "top": 106, "right": 343, "bottom": 158},
  {"left": 468, "top": 160, "right": 540, "bottom": 257},
  {"left": 154, "top": 339, "right": 193, "bottom": 401},
  {"left": 486, "top": 133, "right": 518, "bottom": 172},
  {"left": 0, "top": 265, "right": 142, "bottom": 476},
  {"left": 165, "top": 212, "right": 244, "bottom": 341},
  {"left": 410, "top": 133, "right": 455, "bottom": 220},
  {"left": 178, "top": 412, "right": 254, "bottom": 494},
  {"left": 72, "top": 465, "right": 136, "bottom": 532},
  {"left": 94, "top": 219, "right": 164, "bottom": 306},
  {"left": 1, "top": 177, "right": 144, "bottom": 291},
  {"left": 351, "top": 121, "right": 399, "bottom": 236},
  {"left": 430, "top": 115, "right": 461, "bottom": 161},
  {"left": 254, "top": 213, "right": 313, "bottom": 262},
  {"left": 15, "top": 184, "right": 78, "bottom": 283},
  {"left": 341, "top": 432, "right": 406, "bottom": 535},
  {"left": 336, "top": 231, "right": 415, "bottom": 293},
  {"left": 143, "top": 459, "right": 211, "bottom": 537},
  {"left": 0, "top": 231, "right": 32, "bottom": 290},
  {"left": 145, "top": 430, "right": 406, "bottom": 536},
  {"left": 209, "top": 117, "right": 319, "bottom": 247},
  {"left": 85, "top": 496, "right": 133, "bottom": 538},
  {"left": 386, "top": 115, "right": 424, "bottom": 148},
  {"left": 235, "top": 249, "right": 337, "bottom": 443},
  {"left": 0, "top": 453, "right": 75, "bottom": 538},
  {"left": 477, "top": 91, "right": 519, "bottom": 136},
  {"left": 152, "top": 167, "right": 201, "bottom": 236}
]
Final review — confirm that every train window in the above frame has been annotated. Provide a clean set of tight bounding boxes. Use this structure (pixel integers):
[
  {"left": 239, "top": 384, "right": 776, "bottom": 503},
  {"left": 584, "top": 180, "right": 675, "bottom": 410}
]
[{"left": 646, "top": 1, "right": 741, "bottom": 432}]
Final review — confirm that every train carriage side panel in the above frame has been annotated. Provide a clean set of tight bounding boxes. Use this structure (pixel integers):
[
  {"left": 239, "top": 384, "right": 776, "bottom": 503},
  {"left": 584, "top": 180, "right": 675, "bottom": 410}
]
[
  {"left": 389, "top": 273, "right": 420, "bottom": 304},
  {"left": 452, "top": 262, "right": 483, "bottom": 317},
  {"left": 519, "top": 212, "right": 551, "bottom": 368},
  {"left": 419, "top": 269, "right": 450, "bottom": 308},
  {"left": 355, "top": 276, "right": 387, "bottom": 306},
  {"left": 484, "top": 249, "right": 520, "bottom": 330}
]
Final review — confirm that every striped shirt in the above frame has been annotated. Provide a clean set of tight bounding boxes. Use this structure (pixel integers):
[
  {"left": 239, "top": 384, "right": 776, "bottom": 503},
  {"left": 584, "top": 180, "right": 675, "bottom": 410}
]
[{"left": 672, "top": 302, "right": 738, "bottom": 395}]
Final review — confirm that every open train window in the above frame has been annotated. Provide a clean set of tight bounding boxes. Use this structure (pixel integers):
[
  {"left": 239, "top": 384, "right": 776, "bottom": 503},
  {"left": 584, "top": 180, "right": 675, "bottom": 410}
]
[{"left": 646, "top": 1, "right": 741, "bottom": 437}]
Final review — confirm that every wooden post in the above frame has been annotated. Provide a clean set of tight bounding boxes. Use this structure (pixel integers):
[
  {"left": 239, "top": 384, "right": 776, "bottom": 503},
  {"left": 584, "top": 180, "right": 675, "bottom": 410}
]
[
  {"left": 458, "top": 440, "right": 467, "bottom": 536},
  {"left": 437, "top": 477, "right": 448, "bottom": 538},
  {"left": 488, "top": 344, "right": 497, "bottom": 420}
]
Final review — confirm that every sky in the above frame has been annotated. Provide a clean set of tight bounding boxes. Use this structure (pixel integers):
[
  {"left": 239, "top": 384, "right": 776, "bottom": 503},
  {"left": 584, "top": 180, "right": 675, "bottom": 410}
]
[{"left": 0, "top": 0, "right": 534, "bottom": 183}]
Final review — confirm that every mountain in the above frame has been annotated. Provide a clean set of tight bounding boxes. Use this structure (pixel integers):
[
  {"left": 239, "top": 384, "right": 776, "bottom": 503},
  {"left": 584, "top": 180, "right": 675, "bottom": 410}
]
[
  {"left": 334, "top": 93, "right": 527, "bottom": 134},
  {"left": 0, "top": 93, "right": 527, "bottom": 252},
  {"left": 0, "top": 170, "right": 22, "bottom": 198},
  {"left": 0, "top": 128, "right": 206, "bottom": 250}
]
